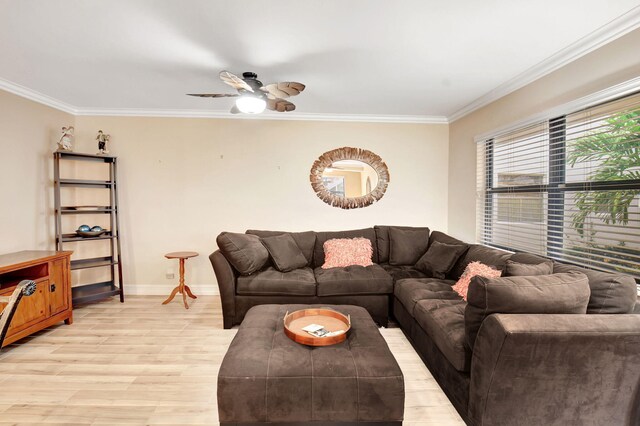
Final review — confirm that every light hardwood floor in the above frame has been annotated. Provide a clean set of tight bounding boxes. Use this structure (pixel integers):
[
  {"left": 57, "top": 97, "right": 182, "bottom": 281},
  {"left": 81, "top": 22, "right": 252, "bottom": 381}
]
[{"left": 0, "top": 296, "right": 464, "bottom": 425}]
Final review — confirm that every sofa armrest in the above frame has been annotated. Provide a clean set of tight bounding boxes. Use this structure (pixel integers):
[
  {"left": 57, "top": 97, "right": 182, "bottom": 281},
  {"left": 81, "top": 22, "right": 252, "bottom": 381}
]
[
  {"left": 469, "top": 313, "right": 640, "bottom": 426},
  {"left": 209, "top": 250, "right": 237, "bottom": 329}
]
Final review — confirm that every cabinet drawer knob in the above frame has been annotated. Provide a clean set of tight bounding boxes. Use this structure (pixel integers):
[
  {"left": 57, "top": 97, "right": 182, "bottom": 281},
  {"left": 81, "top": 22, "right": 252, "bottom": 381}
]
[{"left": 50, "top": 283, "right": 56, "bottom": 292}]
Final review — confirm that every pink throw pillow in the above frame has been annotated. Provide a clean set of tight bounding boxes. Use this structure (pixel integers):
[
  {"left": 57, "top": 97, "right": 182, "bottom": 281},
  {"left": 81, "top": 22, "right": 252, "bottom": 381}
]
[
  {"left": 322, "top": 238, "right": 373, "bottom": 269},
  {"left": 452, "top": 261, "right": 501, "bottom": 301}
]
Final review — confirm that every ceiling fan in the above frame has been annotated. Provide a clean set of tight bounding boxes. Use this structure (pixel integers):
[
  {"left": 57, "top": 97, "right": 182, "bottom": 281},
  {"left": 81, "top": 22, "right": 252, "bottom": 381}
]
[{"left": 188, "top": 71, "right": 305, "bottom": 114}]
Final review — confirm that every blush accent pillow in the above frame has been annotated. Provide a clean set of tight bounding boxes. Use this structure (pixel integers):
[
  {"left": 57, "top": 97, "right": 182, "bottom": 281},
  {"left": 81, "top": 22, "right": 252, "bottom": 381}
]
[
  {"left": 452, "top": 261, "right": 502, "bottom": 301},
  {"left": 322, "top": 238, "right": 374, "bottom": 269}
]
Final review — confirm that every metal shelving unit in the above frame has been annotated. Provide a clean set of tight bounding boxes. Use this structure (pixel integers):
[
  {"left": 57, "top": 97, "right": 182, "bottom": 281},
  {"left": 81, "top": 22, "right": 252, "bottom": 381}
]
[{"left": 53, "top": 151, "right": 124, "bottom": 305}]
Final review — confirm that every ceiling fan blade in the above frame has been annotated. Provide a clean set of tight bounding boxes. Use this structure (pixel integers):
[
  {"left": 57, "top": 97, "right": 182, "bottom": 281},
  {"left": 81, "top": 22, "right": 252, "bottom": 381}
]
[
  {"left": 230, "top": 105, "right": 241, "bottom": 114},
  {"left": 262, "top": 82, "right": 305, "bottom": 99},
  {"left": 187, "top": 93, "right": 239, "bottom": 98},
  {"left": 219, "top": 70, "right": 254, "bottom": 92},
  {"left": 267, "top": 98, "right": 296, "bottom": 112}
]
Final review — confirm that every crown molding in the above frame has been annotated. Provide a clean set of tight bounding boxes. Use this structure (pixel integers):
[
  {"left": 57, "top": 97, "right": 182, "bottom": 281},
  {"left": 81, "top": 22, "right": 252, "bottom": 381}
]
[
  {"left": 0, "top": 76, "right": 446, "bottom": 124},
  {"left": 74, "top": 108, "right": 448, "bottom": 124},
  {"left": 449, "top": 6, "right": 640, "bottom": 123},
  {"left": 0, "top": 77, "right": 78, "bottom": 115},
  {"left": 474, "top": 75, "right": 640, "bottom": 143}
]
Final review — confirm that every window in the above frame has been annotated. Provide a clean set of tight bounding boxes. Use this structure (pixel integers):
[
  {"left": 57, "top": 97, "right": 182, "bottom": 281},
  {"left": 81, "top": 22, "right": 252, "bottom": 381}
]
[
  {"left": 477, "top": 92, "right": 640, "bottom": 280},
  {"left": 322, "top": 176, "right": 345, "bottom": 196},
  {"left": 496, "top": 174, "right": 544, "bottom": 224}
]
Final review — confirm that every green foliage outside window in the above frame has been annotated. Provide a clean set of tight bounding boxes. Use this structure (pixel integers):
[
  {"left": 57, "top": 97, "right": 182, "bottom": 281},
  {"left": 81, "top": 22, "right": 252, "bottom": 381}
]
[{"left": 567, "top": 110, "right": 640, "bottom": 237}]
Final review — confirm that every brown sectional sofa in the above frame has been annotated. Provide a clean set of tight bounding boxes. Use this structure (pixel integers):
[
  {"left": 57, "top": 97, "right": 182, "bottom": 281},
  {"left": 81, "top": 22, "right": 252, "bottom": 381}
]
[
  {"left": 211, "top": 227, "right": 426, "bottom": 328},
  {"left": 210, "top": 226, "right": 640, "bottom": 425}
]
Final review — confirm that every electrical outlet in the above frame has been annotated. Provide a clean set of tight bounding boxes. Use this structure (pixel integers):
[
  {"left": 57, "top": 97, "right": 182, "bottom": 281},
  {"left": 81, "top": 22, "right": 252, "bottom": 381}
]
[{"left": 166, "top": 269, "right": 175, "bottom": 279}]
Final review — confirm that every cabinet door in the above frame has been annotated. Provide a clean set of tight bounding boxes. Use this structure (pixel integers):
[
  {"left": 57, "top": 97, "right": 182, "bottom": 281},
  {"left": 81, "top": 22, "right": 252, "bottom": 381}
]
[
  {"left": 49, "top": 258, "right": 69, "bottom": 316},
  {"left": 0, "top": 279, "right": 50, "bottom": 335}
]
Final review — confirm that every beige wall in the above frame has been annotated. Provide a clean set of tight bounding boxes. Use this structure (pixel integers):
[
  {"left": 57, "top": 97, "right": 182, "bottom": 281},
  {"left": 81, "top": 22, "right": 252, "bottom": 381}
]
[
  {"left": 0, "top": 88, "right": 448, "bottom": 294},
  {"left": 448, "top": 28, "right": 640, "bottom": 242},
  {"left": 0, "top": 90, "right": 74, "bottom": 253},
  {"left": 67, "top": 116, "right": 448, "bottom": 293}
]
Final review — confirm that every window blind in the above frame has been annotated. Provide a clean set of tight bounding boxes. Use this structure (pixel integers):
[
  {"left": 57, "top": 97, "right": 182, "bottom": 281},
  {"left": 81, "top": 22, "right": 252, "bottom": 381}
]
[{"left": 477, "top": 92, "right": 640, "bottom": 279}]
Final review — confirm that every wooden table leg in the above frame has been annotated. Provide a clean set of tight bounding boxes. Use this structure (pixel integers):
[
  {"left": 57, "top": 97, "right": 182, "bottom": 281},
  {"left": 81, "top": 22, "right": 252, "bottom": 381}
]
[
  {"left": 162, "top": 286, "right": 180, "bottom": 305},
  {"left": 180, "top": 258, "right": 189, "bottom": 309},
  {"left": 184, "top": 285, "right": 197, "bottom": 299}
]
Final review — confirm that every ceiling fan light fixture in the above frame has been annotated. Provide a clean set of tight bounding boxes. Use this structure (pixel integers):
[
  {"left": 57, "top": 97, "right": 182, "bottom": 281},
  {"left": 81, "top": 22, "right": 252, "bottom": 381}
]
[{"left": 236, "top": 96, "right": 266, "bottom": 114}]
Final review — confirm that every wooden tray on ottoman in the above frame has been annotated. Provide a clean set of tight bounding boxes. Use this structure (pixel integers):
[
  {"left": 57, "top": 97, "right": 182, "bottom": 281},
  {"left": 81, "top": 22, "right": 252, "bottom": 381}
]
[{"left": 283, "top": 308, "right": 351, "bottom": 346}]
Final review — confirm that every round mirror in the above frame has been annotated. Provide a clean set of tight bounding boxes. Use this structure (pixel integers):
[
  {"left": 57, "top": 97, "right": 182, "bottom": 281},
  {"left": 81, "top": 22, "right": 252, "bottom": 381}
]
[
  {"left": 321, "top": 160, "right": 379, "bottom": 198},
  {"left": 310, "top": 147, "right": 390, "bottom": 209}
]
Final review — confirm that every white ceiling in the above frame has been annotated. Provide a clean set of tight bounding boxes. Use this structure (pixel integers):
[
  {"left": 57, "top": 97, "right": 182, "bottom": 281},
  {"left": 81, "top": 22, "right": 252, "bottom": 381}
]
[{"left": 1, "top": 0, "right": 639, "bottom": 120}]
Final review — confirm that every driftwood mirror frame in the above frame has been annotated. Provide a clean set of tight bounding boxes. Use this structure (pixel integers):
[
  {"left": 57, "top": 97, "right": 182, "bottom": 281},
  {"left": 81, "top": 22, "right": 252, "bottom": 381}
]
[{"left": 310, "top": 147, "right": 390, "bottom": 209}]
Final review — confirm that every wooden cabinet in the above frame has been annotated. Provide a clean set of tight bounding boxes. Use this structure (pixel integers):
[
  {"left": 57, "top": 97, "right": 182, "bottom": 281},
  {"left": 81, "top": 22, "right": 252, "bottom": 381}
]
[
  {"left": 0, "top": 251, "right": 73, "bottom": 347},
  {"left": 49, "top": 258, "right": 70, "bottom": 316}
]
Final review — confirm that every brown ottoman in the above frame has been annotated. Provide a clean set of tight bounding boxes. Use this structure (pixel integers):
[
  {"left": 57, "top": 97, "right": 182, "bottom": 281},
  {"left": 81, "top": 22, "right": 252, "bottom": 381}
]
[{"left": 218, "top": 304, "right": 404, "bottom": 425}]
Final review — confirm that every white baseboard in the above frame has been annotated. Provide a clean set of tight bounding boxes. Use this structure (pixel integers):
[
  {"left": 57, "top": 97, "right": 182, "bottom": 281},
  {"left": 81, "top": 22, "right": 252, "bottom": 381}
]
[{"left": 124, "top": 283, "right": 219, "bottom": 296}]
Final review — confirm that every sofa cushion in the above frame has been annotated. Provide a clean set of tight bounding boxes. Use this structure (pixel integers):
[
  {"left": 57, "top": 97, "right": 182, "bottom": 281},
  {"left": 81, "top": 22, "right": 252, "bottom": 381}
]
[
  {"left": 322, "top": 238, "right": 373, "bottom": 269},
  {"left": 394, "top": 278, "right": 459, "bottom": 315},
  {"left": 247, "top": 230, "right": 316, "bottom": 267},
  {"left": 465, "top": 272, "right": 591, "bottom": 349},
  {"left": 414, "top": 299, "right": 471, "bottom": 372},
  {"left": 314, "top": 228, "right": 378, "bottom": 268},
  {"left": 217, "top": 232, "right": 269, "bottom": 275},
  {"left": 236, "top": 267, "right": 316, "bottom": 296},
  {"left": 452, "top": 261, "right": 502, "bottom": 301},
  {"left": 388, "top": 226, "right": 430, "bottom": 266},
  {"left": 429, "top": 230, "right": 467, "bottom": 247},
  {"left": 504, "top": 259, "right": 553, "bottom": 277},
  {"left": 314, "top": 264, "right": 392, "bottom": 296},
  {"left": 552, "top": 262, "right": 637, "bottom": 314},
  {"left": 449, "top": 244, "right": 511, "bottom": 280},
  {"left": 428, "top": 231, "right": 471, "bottom": 279},
  {"left": 381, "top": 264, "right": 428, "bottom": 282},
  {"left": 374, "top": 225, "right": 393, "bottom": 264},
  {"left": 509, "top": 252, "right": 550, "bottom": 265},
  {"left": 415, "top": 241, "right": 468, "bottom": 279},
  {"left": 261, "top": 234, "right": 308, "bottom": 272}
]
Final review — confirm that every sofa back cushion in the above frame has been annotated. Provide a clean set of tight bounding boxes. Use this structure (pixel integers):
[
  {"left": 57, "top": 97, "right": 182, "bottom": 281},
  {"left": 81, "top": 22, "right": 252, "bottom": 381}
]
[
  {"left": 429, "top": 230, "right": 467, "bottom": 247},
  {"left": 246, "top": 230, "right": 316, "bottom": 267},
  {"left": 508, "top": 252, "right": 550, "bottom": 265},
  {"left": 465, "top": 272, "right": 590, "bottom": 349},
  {"left": 374, "top": 225, "right": 393, "bottom": 264},
  {"left": 375, "top": 225, "right": 429, "bottom": 264},
  {"left": 504, "top": 259, "right": 553, "bottom": 276},
  {"left": 552, "top": 262, "right": 637, "bottom": 314},
  {"left": 217, "top": 232, "right": 269, "bottom": 275},
  {"left": 314, "top": 228, "right": 378, "bottom": 268},
  {"left": 388, "top": 226, "right": 430, "bottom": 265}
]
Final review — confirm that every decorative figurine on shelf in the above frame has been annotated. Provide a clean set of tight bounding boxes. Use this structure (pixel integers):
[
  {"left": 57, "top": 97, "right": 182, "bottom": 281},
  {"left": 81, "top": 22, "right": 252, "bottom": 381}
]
[
  {"left": 57, "top": 126, "right": 74, "bottom": 151},
  {"left": 96, "top": 130, "right": 110, "bottom": 155}
]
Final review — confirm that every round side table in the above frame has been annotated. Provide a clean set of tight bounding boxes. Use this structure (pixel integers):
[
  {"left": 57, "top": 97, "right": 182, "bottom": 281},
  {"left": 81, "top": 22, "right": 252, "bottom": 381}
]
[{"left": 163, "top": 251, "right": 199, "bottom": 309}]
